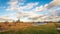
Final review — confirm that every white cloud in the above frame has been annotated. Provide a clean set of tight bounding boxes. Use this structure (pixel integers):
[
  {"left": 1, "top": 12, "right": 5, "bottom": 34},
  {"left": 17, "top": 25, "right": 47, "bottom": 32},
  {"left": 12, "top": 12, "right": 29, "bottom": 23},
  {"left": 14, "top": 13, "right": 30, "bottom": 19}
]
[
  {"left": 31, "top": 4, "right": 48, "bottom": 12},
  {"left": 21, "top": 3, "right": 38, "bottom": 10},
  {"left": 27, "top": 0, "right": 60, "bottom": 22},
  {"left": 6, "top": 0, "right": 18, "bottom": 11},
  {"left": 5, "top": 0, "right": 60, "bottom": 22},
  {"left": 47, "top": 0, "right": 60, "bottom": 9},
  {"left": 0, "top": 12, "right": 17, "bottom": 22},
  {"left": 0, "top": 16, "right": 13, "bottom": 22}
]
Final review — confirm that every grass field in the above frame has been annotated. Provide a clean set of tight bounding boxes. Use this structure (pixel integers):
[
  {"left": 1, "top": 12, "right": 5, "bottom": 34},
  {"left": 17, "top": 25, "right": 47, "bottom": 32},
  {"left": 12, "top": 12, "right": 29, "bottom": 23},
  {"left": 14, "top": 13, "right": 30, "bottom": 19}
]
[{"left": 0, "top": 22, "right": 60, "bottom": 34}]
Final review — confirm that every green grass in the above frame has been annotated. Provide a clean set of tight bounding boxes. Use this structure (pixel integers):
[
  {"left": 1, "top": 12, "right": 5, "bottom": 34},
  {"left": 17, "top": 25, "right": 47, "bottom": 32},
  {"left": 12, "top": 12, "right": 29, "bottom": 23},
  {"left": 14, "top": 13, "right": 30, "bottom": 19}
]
[
  {"left": 0, "top": 23, "right": 60, "bottom": 34},
  {"left": 0, "top": 28, "right": 59, "bottom": 34}
]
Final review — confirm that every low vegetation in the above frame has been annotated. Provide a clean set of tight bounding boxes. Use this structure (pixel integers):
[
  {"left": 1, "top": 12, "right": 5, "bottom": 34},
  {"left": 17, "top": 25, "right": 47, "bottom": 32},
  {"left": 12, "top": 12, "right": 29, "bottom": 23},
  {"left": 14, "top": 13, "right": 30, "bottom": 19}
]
[{"left": 0, "top": 22, "right": 60, "bottom": 34}]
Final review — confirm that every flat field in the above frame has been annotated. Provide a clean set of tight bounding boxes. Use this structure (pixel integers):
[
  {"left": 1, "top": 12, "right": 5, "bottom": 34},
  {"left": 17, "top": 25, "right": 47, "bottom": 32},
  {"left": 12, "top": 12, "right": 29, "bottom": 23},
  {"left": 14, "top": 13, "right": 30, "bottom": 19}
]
[{"left": 0, "top": 22, "right": 60, "bottom": 34}]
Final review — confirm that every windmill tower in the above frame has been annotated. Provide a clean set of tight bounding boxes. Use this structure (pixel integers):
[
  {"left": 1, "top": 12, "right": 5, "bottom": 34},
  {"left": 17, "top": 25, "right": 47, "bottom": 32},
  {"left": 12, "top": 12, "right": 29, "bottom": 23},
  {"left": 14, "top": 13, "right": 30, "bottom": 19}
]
[{"left": 16, "top": 17, "right": 20, "bottom": 23}]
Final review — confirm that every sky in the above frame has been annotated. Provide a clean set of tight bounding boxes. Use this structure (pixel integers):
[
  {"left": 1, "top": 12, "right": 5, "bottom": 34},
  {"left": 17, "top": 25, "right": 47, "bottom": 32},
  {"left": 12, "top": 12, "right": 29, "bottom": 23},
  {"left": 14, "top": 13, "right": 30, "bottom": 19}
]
[{"left": 0, "top": 0, "right": 60, "bottom": 22}]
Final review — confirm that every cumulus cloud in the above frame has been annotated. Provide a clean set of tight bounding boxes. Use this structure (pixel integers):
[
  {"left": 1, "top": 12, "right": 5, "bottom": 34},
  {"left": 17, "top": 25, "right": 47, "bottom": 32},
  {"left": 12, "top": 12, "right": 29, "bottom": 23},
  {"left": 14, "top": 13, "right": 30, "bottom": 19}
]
[
  {"left": 47, "top": 0, "right": 60, "bottom": 9},
  {"left": 0, "top": 12, "right": 17, "bottom": 22},
  {"left": 0, "top": 16, "right": 13, "bottom": 22},
  {"left": 6, "top": 0, "right": 40, "bottom": 19},
  {"left": 4, "top": 0, "right": 60, "bottom": 22},
  {"left": 6, "top": 0, "right": 18, "bottom": 11},
  {"left": 27, "top": 0, "right": 60, "bottom": 22}
]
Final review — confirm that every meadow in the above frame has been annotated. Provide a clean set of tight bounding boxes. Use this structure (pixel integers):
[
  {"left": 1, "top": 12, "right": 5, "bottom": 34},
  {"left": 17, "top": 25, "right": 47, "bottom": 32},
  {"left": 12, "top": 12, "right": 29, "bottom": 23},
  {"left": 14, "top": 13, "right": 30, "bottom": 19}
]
[{"left": 0, "top": 22, "right": 60, "bottom": 34}]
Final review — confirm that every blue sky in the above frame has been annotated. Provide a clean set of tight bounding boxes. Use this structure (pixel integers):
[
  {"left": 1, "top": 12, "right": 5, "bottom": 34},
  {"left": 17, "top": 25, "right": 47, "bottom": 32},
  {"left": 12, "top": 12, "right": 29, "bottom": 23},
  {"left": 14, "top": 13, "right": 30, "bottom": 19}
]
[{"left": 0, "top": 0, "right": 60, "bottom": 22}]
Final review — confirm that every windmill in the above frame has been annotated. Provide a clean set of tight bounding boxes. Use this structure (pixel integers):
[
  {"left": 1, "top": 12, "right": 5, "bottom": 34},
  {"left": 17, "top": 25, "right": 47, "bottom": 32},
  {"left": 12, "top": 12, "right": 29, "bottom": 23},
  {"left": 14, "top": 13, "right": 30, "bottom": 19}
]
[{"left": 16, "top": 11, "right": 23, "bottom": 23}]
